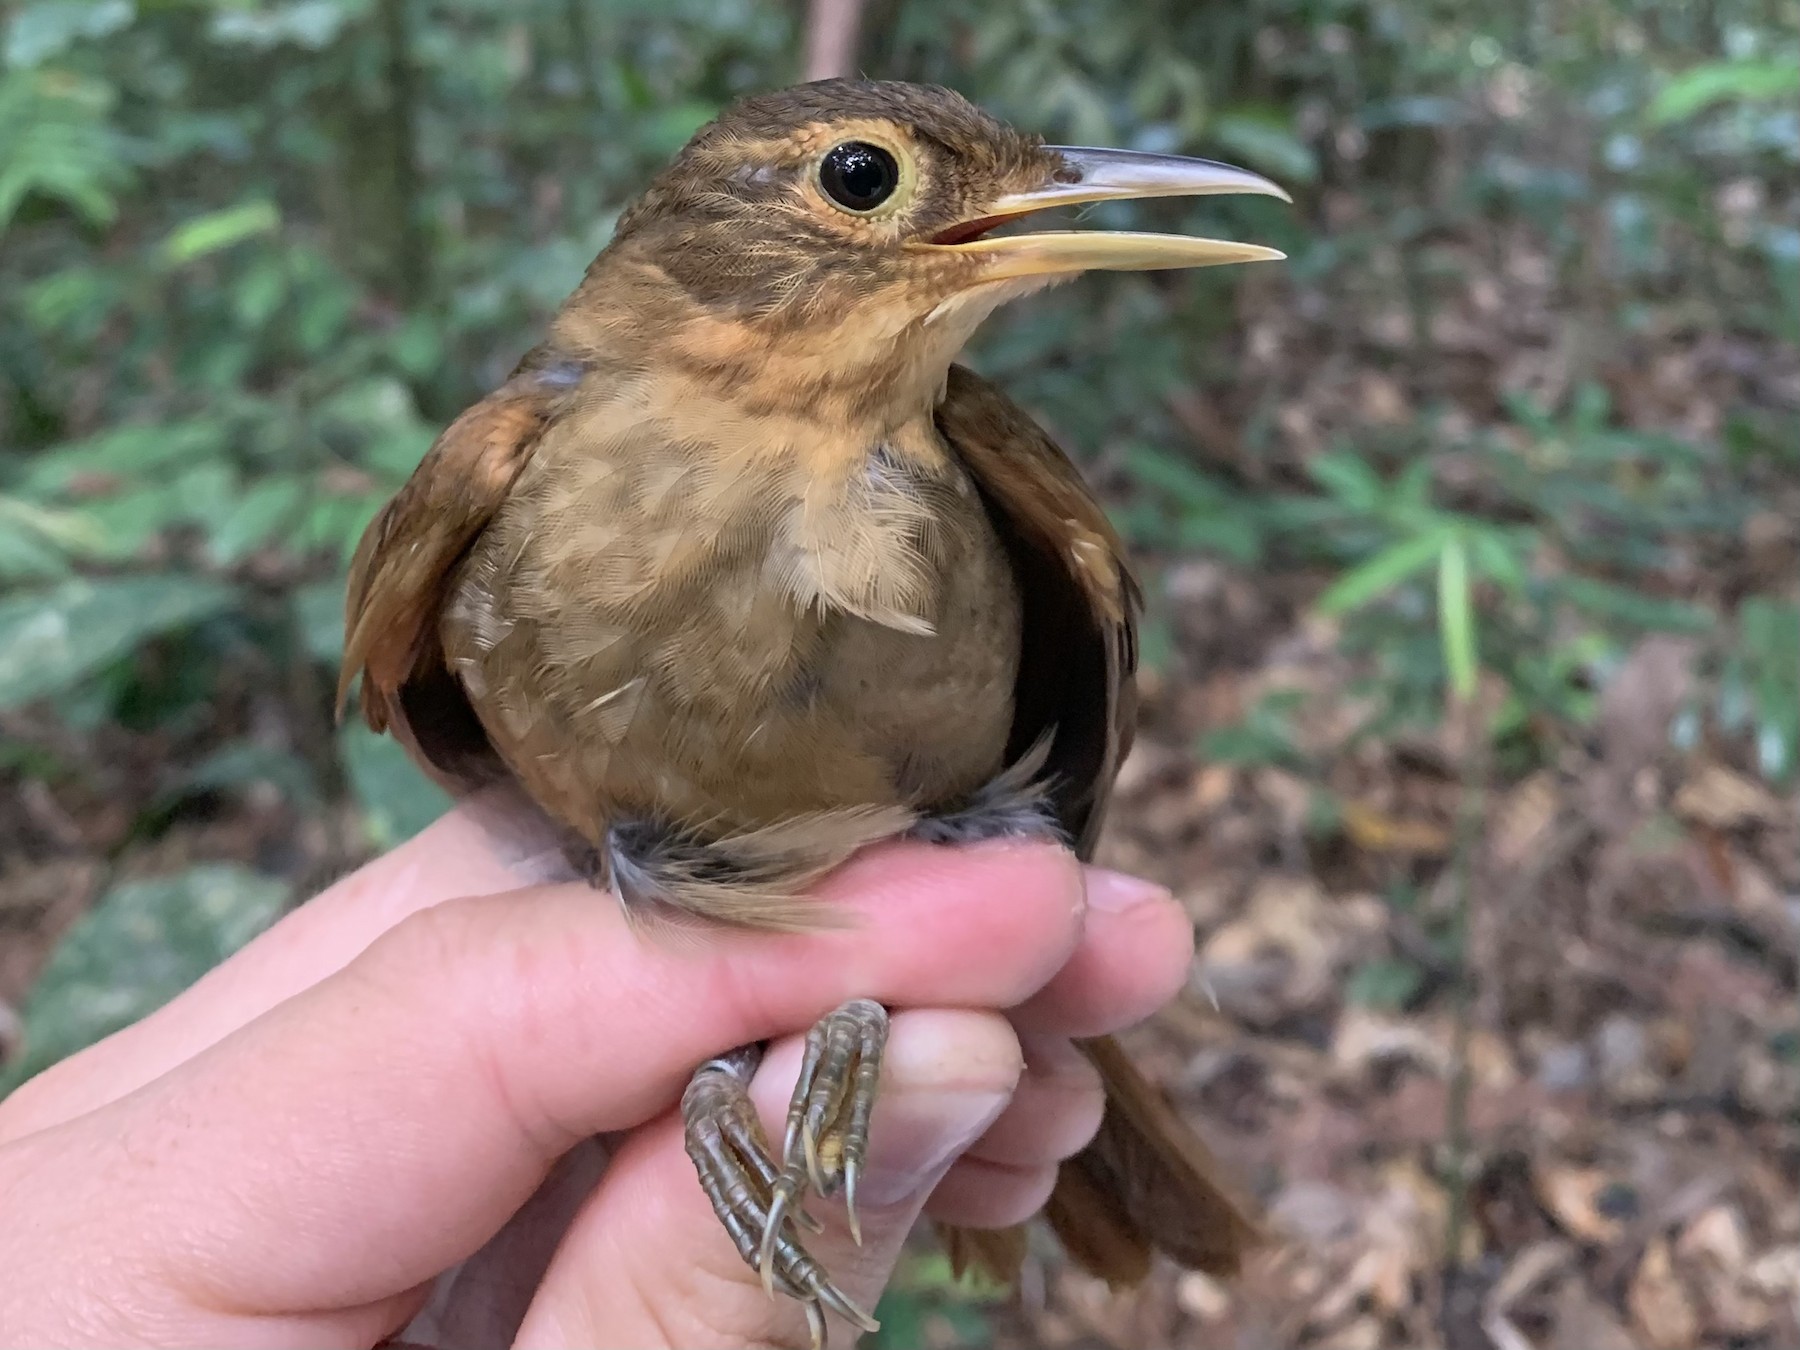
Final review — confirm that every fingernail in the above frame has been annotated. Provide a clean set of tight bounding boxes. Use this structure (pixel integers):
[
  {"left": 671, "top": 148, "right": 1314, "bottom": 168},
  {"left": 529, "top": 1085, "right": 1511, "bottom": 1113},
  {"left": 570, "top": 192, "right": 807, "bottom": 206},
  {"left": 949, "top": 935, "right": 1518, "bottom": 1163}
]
[
  {"left": 1083, "top": 867, "right": 1173, "bottom": 912},
  {"left": 854, "top": 1086, "right": 1011, "bottom": 1208}
]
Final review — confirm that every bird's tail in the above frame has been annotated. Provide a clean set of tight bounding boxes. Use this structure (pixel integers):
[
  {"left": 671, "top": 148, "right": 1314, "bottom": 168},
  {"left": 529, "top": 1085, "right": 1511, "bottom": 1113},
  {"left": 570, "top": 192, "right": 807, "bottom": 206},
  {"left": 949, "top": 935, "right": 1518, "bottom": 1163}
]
[{"left": 939, "top": 1033, "right": 1261, "bottom": 1286}]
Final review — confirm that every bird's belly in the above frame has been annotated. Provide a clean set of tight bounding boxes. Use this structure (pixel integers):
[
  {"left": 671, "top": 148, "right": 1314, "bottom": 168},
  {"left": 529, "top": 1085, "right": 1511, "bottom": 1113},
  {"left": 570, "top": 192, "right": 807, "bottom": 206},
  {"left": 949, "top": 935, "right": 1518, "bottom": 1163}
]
[{"left": 440, "top": 450, "right": 1021, "bottom": 843}]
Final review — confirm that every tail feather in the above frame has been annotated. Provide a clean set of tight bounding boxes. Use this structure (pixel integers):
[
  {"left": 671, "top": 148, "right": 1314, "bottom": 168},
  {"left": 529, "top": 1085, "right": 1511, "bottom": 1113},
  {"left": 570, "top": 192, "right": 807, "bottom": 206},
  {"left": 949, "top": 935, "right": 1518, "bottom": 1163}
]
[{"left": 938, "top": 1033, "right": 1261, "bottom": 1287}]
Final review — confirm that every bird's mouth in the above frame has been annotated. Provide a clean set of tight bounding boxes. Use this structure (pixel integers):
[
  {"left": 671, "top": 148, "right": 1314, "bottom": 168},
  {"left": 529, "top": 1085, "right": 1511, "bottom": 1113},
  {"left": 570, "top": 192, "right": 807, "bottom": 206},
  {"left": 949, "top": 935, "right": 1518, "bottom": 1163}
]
[{"left": 917, "top": 147, "right": 1290, "bottom": 279}]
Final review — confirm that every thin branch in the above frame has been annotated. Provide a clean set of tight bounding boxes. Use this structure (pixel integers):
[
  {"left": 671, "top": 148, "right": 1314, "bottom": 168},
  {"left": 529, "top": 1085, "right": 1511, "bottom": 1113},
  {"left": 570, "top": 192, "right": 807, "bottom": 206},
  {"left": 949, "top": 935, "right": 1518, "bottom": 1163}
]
[{"left": 802, "top": 0, "right": 865, "bottom": 81}]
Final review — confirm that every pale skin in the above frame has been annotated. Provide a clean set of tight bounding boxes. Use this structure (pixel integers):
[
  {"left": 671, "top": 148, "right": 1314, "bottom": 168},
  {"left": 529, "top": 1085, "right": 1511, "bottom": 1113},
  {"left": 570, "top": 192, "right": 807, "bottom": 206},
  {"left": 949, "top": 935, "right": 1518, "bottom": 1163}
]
[{"left": 0, "top": 807, "right": 1195, "bottom": 1349}]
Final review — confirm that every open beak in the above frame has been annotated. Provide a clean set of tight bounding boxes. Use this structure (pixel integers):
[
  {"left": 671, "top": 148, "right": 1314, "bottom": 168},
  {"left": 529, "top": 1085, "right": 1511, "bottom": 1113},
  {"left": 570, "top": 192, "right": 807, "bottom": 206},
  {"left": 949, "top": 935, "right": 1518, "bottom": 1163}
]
[{"left": 916, "top": 147, "right": 1290, "bottom": 280}]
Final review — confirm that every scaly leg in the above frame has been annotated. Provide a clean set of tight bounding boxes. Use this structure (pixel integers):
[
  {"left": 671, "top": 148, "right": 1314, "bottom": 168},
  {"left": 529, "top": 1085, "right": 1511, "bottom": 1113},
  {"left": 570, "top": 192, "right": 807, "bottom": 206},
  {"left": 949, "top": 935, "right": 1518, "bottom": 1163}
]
[{"left": 681, "top": 1006, "right": 889, "bottom": 1347}]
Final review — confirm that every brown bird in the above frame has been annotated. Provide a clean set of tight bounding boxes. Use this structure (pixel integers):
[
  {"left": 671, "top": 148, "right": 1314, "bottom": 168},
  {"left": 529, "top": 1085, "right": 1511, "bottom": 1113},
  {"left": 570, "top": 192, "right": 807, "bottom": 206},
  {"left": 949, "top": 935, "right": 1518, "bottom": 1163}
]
[{"left": 340, "top": 78, "right": 1287, "bottom": 1344}]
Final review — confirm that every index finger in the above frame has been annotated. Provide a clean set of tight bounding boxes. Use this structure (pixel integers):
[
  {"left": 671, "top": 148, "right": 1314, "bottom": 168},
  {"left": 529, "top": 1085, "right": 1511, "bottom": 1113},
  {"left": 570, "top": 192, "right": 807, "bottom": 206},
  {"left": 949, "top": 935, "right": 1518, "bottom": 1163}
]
[{"left": 19, "top": 839, "right": 1088, "bottom": 1326}]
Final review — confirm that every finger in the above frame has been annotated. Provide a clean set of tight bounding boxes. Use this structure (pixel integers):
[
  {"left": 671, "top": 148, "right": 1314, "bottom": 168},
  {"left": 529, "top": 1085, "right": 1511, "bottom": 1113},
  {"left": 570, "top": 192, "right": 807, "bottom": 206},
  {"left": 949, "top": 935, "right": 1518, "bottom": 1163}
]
[
  {"left": 1007, "top": 868, "right": 1195, "bottom": 1037},
  {"left": 513, "top": 1009, "right": 1022, "bottom": 1350},
  {"left": 10, "top": 842, "right": 1084, "bottom": 1329},
  {"left": 923, "top": 1156, "right": 1059, "bottom": 1229},
  {"left": 960, "top": 1035, "right": 1103, "bottom": 1168},
  {"left": 922, "top": 1037, "right": 1101, "bottom": 1231}
]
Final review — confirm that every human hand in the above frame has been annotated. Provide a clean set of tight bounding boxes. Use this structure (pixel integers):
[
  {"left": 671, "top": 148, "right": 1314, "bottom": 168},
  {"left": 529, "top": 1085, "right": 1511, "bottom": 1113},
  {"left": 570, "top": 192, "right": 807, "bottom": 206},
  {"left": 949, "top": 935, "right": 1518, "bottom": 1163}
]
[{"left": 0, "top": 808, "right": 1194, "bottom": 1349}]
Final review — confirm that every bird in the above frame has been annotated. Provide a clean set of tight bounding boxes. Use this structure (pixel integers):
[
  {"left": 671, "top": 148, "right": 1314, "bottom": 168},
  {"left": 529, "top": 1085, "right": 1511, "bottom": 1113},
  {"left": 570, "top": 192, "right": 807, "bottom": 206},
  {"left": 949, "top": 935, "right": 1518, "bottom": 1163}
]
[{"left": 340, "top": 77, "right": 1289, "bottom": 1346}]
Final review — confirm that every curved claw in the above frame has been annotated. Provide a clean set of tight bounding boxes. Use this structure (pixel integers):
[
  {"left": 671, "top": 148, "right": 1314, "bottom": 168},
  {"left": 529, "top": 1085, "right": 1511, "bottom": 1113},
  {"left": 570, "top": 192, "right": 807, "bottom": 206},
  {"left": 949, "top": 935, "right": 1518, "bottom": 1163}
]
[
  {"left": 814, "top": 1278, "right": 881, "bottom": 1334},
  {"left": 758, "top": 1187, "right": 792, "bottom": 1295},
  {"left": 685, "top": 1007, "right": 889, "bottom": 1344},
  {"left": 843, "top": 1160, "right": 862, "bottom": 1247}
]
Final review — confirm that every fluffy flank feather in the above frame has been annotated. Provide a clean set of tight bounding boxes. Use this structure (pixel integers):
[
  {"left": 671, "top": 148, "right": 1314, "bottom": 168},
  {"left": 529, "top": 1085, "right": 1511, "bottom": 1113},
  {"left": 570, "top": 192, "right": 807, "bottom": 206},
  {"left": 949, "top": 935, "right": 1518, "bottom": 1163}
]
[{"left": 605, "top": 805, "right": 918, "bottom": 931}]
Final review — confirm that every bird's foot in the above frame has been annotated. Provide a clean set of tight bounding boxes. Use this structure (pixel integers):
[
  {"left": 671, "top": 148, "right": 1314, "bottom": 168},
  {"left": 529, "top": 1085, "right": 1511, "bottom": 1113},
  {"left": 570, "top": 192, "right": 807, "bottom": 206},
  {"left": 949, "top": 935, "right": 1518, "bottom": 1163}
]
[{"left": 681, "top": 999, "right": 890, "bottom": 1348}]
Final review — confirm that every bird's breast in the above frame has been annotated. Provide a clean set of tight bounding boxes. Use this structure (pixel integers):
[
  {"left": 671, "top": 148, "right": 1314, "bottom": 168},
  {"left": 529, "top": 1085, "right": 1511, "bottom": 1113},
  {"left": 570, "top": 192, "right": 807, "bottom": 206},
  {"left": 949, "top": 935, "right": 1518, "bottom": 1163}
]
[{"left": 440, "top": 384, "right": 1021, "bottom": 841}]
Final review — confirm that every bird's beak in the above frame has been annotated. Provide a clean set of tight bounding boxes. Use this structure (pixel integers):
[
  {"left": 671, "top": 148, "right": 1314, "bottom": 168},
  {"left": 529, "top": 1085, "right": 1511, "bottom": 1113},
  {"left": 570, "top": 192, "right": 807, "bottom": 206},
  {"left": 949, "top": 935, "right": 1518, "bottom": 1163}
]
[{"left": 916, "top": 147, "right": 1290, "bottom": 280}]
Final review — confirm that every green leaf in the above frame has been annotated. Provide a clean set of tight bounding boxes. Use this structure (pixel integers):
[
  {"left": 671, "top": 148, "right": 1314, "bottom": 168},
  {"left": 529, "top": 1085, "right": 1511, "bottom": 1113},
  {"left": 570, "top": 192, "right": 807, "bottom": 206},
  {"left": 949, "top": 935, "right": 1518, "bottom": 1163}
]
[
  {"left": 1556, "top": 576, "right": 1711, "bottom": 633},
  {"left": 162, "top": 199, "right": 279, "bottom": 265},
  {"left": 1345, "top": 958, "right": 1425, "bottom": 1011},
  {"left": 4, "top": 0, "right": 133, "bottom": 69},
  {"left": 339, "top": 721, "right": 451, "bottom": 848},
  {"left": 0, "top": 68, "right": 129, "bottom": 230},
  {"left": 1438, "top": 534, "right": 1478, "bottom": 700},
  {"left": 1734, "top": 596, "right": 1799, "bottom": 783},
  {"left": 1308, "top": 451, "right": 1388, "bottom": 513},
  {"left": 1648, "top": 59, "right": 1800, "bottom": 126},
  {"left": 294, "top": 578, "right": 348, "bottom": 664},
  {"left": 1209, "top": 108, "right": 1318, "bottom": 184},
  {"left": 1469, "top": 529, "right": 1528, "bottom": 599},
  {"left": 207, "top": 475, "right": 305, "bottom": 564},
  {"left": 81, "top": 462, "right": 238, "bottom": 555},
  {"left": 0, "top": 493, "right": 108, "bottom": 554},
  {"left": 0, "top": 575, "right": 237, "bottom": 710},
  {"left": 166, "top": 742, "right": 322, "bottom": 811},
  {"left": 1316, "top": 530, "right": 1447, "bottom": 615},
  {"left": 1, "top": 865, "right": 287, "bottom": 1092},
  {"left": 208, "top": 0, "right": 358, "bottom": 51},
  {"left": 19, "top": 418, "right": 231, "bottom": 495}
]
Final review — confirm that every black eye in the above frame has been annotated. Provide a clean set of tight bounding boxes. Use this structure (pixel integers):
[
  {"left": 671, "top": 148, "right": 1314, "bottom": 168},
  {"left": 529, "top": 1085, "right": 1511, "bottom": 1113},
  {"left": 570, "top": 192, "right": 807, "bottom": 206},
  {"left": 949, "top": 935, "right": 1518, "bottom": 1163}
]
[{"left": 819, "top": 141, "right": 900, "bottom": 212}]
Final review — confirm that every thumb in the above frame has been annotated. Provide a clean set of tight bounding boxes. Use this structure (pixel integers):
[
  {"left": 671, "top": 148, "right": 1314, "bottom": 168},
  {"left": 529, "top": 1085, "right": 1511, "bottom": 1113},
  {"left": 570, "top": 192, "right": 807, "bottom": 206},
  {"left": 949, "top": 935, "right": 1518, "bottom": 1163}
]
[{"left": 513, "top": 1009, "right": 1022, "bottom": 1349}]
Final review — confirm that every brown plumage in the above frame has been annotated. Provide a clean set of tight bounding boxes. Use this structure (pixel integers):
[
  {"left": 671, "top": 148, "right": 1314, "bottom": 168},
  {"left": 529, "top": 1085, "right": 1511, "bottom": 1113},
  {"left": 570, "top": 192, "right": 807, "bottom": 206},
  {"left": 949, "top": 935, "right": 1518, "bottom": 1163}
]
[{"left": 342, "top": 77, "right": 1284, "bottom": 1328}]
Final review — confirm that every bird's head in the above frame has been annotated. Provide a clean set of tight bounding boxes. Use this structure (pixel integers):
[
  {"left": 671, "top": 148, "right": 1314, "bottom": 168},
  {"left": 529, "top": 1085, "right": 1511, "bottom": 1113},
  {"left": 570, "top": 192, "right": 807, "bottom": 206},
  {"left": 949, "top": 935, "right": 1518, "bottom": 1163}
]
[{"left": 569, "top": 80, "right": 1290, "bottom": 412}]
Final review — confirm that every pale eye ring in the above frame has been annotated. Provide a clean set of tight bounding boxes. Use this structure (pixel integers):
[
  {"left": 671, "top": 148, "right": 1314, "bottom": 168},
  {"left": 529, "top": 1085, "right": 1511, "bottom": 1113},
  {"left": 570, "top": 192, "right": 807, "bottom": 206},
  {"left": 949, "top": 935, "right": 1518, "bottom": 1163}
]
[{"left": 819, "top": 141, "right": 901, "bottom": 212}]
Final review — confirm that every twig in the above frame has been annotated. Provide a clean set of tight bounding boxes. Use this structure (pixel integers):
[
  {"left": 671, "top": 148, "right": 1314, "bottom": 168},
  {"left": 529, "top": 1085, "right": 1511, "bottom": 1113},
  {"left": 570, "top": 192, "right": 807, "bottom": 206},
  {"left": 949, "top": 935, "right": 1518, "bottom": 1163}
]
[{"left": 802, "top": 0, "right": 865, "bottom": 81}]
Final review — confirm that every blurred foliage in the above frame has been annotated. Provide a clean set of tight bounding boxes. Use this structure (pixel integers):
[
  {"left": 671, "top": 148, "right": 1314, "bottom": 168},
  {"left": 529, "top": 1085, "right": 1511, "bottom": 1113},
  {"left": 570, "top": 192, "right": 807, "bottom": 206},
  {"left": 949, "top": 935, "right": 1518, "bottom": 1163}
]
[
  {"left": 0, "top": 863, "right": 288, "bottom": 1093},
  {"left": 870, "top": 1247, "right": 1006, "bottom": 1348},
  {"left": 0, "top": 0, "right": 1797, "bottom": 1299}
]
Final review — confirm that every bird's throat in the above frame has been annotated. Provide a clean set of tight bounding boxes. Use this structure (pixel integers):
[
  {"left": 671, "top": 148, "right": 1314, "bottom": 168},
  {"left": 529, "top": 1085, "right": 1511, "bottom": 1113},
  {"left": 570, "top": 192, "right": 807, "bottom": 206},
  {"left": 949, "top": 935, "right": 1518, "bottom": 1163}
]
[{"left": 555, "top": 253, "right": 1006, "bottom": 431}]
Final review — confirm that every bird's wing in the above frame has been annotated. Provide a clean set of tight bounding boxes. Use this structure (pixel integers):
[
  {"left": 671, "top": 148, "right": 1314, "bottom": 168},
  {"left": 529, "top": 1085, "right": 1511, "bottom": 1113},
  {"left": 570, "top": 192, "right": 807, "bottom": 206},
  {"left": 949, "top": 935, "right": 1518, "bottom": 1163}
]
[
  {"left": 338, "top": 362, "right": 568, "bottom": 777},
  {"left": 934, "top": 362, "right": 1142, "bottom": 859},
  {"left": 936, "top": 364, "right": 1262, "bottom": 1288}
]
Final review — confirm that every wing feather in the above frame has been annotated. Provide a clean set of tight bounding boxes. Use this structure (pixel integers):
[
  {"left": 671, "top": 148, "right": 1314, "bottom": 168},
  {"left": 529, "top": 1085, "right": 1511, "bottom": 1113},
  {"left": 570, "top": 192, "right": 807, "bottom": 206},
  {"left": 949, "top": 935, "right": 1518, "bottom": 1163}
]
[
  {"left": 338, "top": 359, "right": 573, "bottom": 780},
  {"left": 935, "top": 363, "right": 1260, "bottom": 1288},
  {"left": 933, "top": 363, "right": 1141, "bottom": 858}
]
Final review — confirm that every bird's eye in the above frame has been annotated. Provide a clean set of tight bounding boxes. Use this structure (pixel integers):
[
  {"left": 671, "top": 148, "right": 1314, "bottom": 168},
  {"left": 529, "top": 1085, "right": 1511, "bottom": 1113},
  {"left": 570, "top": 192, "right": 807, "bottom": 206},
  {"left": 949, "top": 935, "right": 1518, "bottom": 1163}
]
[{"left": 818, "top": 141, "right": 900, "bottom": 213}]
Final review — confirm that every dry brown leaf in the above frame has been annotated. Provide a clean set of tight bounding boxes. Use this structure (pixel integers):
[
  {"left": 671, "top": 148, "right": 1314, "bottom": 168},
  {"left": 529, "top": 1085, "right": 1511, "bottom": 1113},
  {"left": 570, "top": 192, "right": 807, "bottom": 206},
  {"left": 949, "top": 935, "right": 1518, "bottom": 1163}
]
[
  {"left": 1485, "top": 1242, "right": 1577, "bottom": 1350},
  {"left": 1549, "top": 1280, "right": 1641, "bottom": 1350},
  {"left": 1674, "top": 764, "right": 1785, "bottom": 830},
  {"left": 1341, "top": 798, "right": 1452, "bottom": 855},
  {"left": 1629, "top": 1239, "right": 1702, "bottom": 1350},
  {"left": 1174, "top": 1271, "right": 1231, "bottom": 1323},
  {"left": 1536, "top": 1165, "right": 1627, "bottom": 1244},
  {"left": 1191, "top": 764, "right": 1236, "bottom": 814},
  {"left": 1490, "top": 771, "right": 1561, "bottom": 867},
  {"left": 1315, "top": 1317, "right": 1384, "bottom": 1350},
  {"left": 1196, "top": 875, "right": 1339, "bottom": 1027},
  {"left": 1678, "top": 1205, "right": 1750, "bottom": 1269},
  {"left": 1332, "top": 1006, "right": 1453, "bottom": 1077},
  {"left": 1748, "top": 1246, "right": 1800, "bottom": 1300}
]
